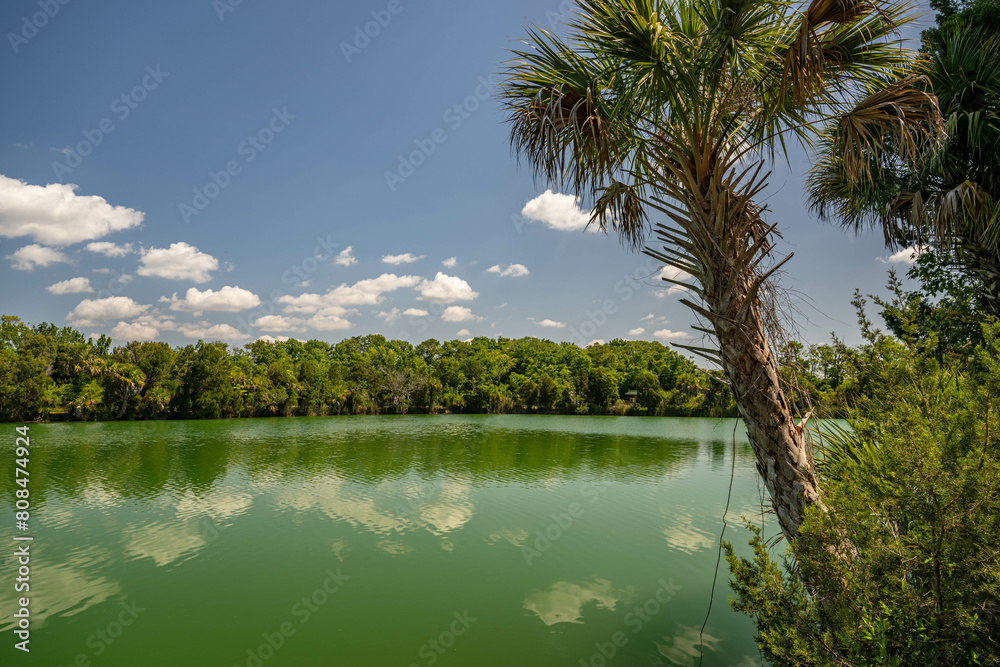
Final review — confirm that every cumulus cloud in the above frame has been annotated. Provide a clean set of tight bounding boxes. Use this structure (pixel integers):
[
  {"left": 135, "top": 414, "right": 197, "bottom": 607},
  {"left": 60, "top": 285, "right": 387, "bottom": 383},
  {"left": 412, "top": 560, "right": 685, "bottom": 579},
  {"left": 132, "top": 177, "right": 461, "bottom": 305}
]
[
  {"left": 253, "top": 315, "right": 307, "bottom": 333},
  {"left": 177, "top": 322, "right": 250, "bottom": 341},
  {"left": 628, "top": 327, "right": 645, "bottom": 335},
  {"left": 657, "top": 265, "right": 694, "bottom": 295},
  {"left": 111, "top": 321, "right": 159, "bottom": 341},
  {"left": 160, "top": 286, "right": 260, "bottom": 314},
  {"left": 521, "top": 190, "right": 596, "bottom": 232},
  {"left": 7, "top": 244, "right": 69, "bottom": 270},
  {"left": 85, "top": 242, "right": 134, "bottom": 257},
  {"left": 307, "top": 312, "right": 354, "bottom": 331},
  {"left": 376, "top": 308, "right": 402, "bottom": 324},
  {"left": 586, "top": 339, "right": 605, "bottom": 347},
  {"left": 640, "top": 313, "right": 655, "bottom": 321},
  {"left": 539, "top": 319, "right": 566, "bottom": 328},
  {"left": 456, "top": 328, "right": 471, "bottom": 337},
  {"left": 487, "top": 263, "right": 530, "bottom": 278},
  {"left": 47, "top": 277, "right": 94, "bottom": 294},
  {"left": 441, "top": 306, "right": 482, "bottom": 323},
  {"left": 68, "top": 297, "right": 149, "bottom": 322},
  {"left": 0, "top": 175, "right": 143, "bottom": 246},
  {"left": 403, "top": 308, "right": 429, "bottom": 317},
  {"left": 878, "top": 245, "right": 926, "bottom": 265},
  {"left": 334, "top": 246, "right": 357, "bottom": 266},
  {"left": 138, "top": 243, "right": 219, "bottom": 283},
  {"left": 442, "top": 257, "right": 457, "bottom": 268},
  {"left": 280, "top": 274, "right": 421, "bottom": 312},
  {"left": 418, "top": 273, "right": 478, "bottom": 303},
  {"left": 256, "top": 335, "right": 291, "bottom": 343},
  {"left": 654, "top": 329, "right": 689, "bottom": 341},
  {"left": 382, "top": 253, "right": 424, "bottom": 265}
]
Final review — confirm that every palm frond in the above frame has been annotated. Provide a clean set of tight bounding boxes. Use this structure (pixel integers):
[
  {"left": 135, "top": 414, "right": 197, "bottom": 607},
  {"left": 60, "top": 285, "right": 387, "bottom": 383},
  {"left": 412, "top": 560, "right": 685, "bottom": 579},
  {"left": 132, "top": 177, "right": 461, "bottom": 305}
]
[
  {"left": 591, "top": 179, "right": 650, "bottom": 247},
  {"left": 835, "top": 75, "right": 945, "bottom": 183},
  {"left": 811, "top": 420, "right": 882, "bottom": 482}
]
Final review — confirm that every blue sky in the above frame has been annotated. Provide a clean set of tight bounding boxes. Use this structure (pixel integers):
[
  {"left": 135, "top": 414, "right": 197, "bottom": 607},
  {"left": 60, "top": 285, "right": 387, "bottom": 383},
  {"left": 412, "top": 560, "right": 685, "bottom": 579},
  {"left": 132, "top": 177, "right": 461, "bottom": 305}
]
[{"left": 0, "top": 0, "right": 935, "bottom": 351}]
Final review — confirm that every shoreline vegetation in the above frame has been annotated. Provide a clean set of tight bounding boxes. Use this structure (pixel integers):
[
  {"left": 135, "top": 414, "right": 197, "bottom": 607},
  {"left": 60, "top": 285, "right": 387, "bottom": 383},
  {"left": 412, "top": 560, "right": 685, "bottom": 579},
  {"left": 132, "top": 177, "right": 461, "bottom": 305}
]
[
  {"left": 0, "top": 315, "right": 866, "bottom": 424},
  {"left": 2, "top": 314, "right": 750, "bottom": 422},
  {"left": 1, "top": 312, "right": 866, "bottom": 424}
]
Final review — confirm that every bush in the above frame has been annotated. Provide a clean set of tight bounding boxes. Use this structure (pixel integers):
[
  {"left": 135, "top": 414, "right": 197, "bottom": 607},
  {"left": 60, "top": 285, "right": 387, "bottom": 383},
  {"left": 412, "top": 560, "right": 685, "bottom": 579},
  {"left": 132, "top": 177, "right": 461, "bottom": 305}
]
[{"left": 724, "top": 325, "right": 1000, "bottom": 665}]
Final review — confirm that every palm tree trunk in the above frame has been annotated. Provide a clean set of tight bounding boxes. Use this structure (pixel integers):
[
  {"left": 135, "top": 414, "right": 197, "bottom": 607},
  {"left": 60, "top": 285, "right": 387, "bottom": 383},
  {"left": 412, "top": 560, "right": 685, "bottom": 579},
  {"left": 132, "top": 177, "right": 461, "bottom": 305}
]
[
  {"left": 648, "top": 154, "right": 826, "bottom": 543},
  {"left": 711, "top": 289, "right": 821, "bottom": 541}
]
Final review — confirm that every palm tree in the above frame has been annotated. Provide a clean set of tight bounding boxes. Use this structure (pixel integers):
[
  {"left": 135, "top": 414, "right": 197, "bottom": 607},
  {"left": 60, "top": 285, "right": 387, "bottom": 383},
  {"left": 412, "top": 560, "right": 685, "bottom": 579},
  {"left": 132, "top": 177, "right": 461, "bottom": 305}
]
[
  {"left": 500, "top": 0, "right": 943, "bottom": 541},
  {"left": 809, "top": 25, "right": 1000, "bottom": 315}
]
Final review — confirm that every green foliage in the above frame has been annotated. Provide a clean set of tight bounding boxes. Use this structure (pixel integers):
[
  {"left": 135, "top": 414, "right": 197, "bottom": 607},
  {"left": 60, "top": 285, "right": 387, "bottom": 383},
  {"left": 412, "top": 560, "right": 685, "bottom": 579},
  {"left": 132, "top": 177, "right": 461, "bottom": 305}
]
[
  {"left": 810, "top": 4, "right": 1000, "bottom": 314},
  {"left": 0, "top": 316, "right": 736, "bottom": 422},
  {"left": 725, "top": 321, "right": 1000, "bottom": 665},
  {"left": 924, "top": 0, "right": 1000, "bottom": 48}
]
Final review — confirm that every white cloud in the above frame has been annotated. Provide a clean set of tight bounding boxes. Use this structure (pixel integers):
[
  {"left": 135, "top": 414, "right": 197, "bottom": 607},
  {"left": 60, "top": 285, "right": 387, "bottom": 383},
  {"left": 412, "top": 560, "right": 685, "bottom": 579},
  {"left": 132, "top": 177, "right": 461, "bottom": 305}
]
[
  {"left": 7, "top": 244, "right": 69, "bottom": 270},
  {"left": 878, "top": 245, "right": 926, "bottom": 265},
  {"left": 657, "top": 265, "right": 694, "bottom": 295},
  {"left": 640, "top": 313, "right": 655, "bottom": 321},
  {"left": 442, "top": 257, "right": 457, "bottom": 268},
  {"left": 85, "top": 242, "right": 134, "bottom": 257},
  {"left": 177, "top": 322, "right": 250, "bottom": 341},
  {"left": 160, "top": 286, "right": 260, "bottom": 314},
  {"left": 539, "top": 319, "right": 566, "bottom": 328},
  {"left": 0, "top": 175, "right": 143, "bottom": 246},
  {"left": 586, "top": 339, "right": 605, "bottom": 347},
  {"left": 306, "top": 313, "right": 354, "bottom": 331},
  {"left": 382, "top": 252, "right": 424, "bottom": 265},
  {"left": 256, "top": 335, "right": 291, "bottom": 343},
  {"left": 138, "top": 242, "right": 219, "bottom": 283},
  {"left": 487, "top": 263, "right": 530, "bottom": 278},
  {"left": 628, "top": 327, "right": 645, "bottom": 335},
  {"left": 654, "top": 329, "right": 689, "bottom": 341},
  {"left": 403, "top": 308, "right": 429, "bottom": 317},
  {"left": 334, "top": 246, "right": 357, "bottom": 266},
  {"left": 521, "top": 189, "right": 596, "bottom": 232},
  {"left": 47, "top": 277, "right": 94, "bottom": 294},
  {"left": 111, "top": 321, "right": 159, "bottom": 341},
  {"left": 280, "top": 273, "right": 421, "bottom": 312},
  {"left": 253, "top": 315, "right": 307, "bottom": 333},
  {"left": 456, "top": 328, "right": 471, "bottom": 337},
  {"left": 377, "top": 308, "right": 401, "bottom": 324},
  {"left": 441, "top": 306, "right": 482, "bottom": 323},
  {"left": 418, "top": 273, "right": 479, "bottom": 303},
  {"left": 68, "top": 297, "right": 149, "bottom": 322}
]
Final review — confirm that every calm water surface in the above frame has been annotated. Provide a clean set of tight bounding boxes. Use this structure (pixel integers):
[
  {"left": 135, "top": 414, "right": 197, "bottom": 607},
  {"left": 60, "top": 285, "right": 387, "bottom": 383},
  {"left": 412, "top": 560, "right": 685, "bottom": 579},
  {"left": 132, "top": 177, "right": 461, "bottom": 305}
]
[{"left": 0, "top": 416, "right": 772, "bottom": 666}]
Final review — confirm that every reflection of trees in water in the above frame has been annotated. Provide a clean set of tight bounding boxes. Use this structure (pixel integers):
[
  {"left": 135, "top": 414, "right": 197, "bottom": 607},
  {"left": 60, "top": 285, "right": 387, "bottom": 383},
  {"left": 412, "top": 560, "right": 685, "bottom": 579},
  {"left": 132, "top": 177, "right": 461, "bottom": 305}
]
[{"left": 0, "top": 418, "right": 754, "bottom": 501}]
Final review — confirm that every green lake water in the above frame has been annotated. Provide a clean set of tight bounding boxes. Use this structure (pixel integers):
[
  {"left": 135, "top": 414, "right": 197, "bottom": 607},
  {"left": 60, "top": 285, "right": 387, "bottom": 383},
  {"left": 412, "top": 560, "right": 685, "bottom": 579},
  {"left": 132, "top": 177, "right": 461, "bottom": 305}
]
[{"left": 0, "top": 416, "right": 773, "bottom": 666}]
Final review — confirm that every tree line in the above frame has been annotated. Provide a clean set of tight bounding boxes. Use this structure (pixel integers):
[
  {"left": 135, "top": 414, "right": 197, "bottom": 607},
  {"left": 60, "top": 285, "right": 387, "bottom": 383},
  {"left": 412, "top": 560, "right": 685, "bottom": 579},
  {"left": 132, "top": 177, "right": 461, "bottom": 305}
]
[{"left": 0, "top": 315, "right": 744, "bottom": 422}]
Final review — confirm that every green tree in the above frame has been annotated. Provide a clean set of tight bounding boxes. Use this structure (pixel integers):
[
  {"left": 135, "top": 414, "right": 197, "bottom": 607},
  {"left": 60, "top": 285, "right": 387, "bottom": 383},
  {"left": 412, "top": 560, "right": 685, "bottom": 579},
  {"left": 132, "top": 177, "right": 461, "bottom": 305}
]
[
  {"left": 810, "top": 16, "right": 1000, "bottom": 313},
  {"left": 725, "top": 324, "right": 1000, "bottom": 665},
  {"left": 500, "top": 0, "right": 937, "bottom": 539}
]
